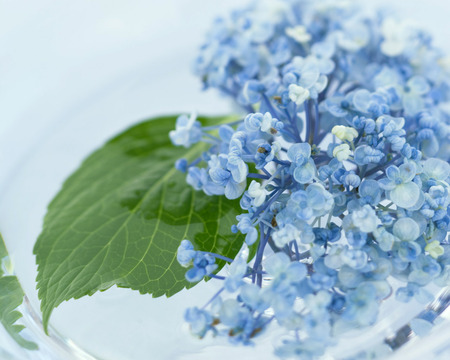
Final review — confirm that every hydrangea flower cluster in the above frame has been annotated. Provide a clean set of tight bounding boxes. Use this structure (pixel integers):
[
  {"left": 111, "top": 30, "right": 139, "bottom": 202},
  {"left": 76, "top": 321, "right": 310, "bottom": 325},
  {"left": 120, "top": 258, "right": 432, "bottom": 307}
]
[{"left": 171, "top": 0, "right": 450, "bottom": 358}]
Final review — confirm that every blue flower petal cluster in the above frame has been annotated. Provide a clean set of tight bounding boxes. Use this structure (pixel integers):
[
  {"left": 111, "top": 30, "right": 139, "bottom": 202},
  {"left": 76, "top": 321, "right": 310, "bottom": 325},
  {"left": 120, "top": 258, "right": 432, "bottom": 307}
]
[{"left": 170, "top": 0, "right": 450, "bottom": 358}]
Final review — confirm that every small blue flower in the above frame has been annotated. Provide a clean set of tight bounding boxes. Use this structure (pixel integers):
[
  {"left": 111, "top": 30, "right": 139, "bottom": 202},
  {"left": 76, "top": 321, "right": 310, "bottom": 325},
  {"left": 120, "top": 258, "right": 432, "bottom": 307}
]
[
  {"left": 350, "top": 205, "right": 379, "bottom": 233},
  {"left": 255, "top": 142, "right": 281, "bottom": 169},
  {"left": 318, "top": 158, "right": 342, "bottom": 181},
  {"left": 187, "top": 166, "right": 225, "bottom": 196},
  {"left": 341, "top": 248, "right": 368, "bottom": 270},
  {"left": 373, "top": 227, "right": 396, "bottom": 251},
  {"left": 287, "top": 143, "right": 316, "bottom": 184},
  {"left": 398, "top": 241, "right": 422, "bottom": 262},
  {"left": 346, "top": 230, "right": 368, "bottom": 248},
  {"left": 353, "top": 116, "right": 376, "bottom": 134},
  {"left": 235, "top": 214, "right": 258, "bottom": 246},
  {"left": 218, "top": 299, "right": 264, "bottom": 345},
  {"left": 224, "top": 257, "right": 248, "bottom": 292},
  {"left": 169, "top": 113, "right": 202, "bottom": 147},
  {"left": 343, "top": 172, "right": 361, "bottom": 188},
  {"left": 185, "top": 253, "right": 218, "bottom": 282},
  {"left": 379, "top": 162, "right": 422, "bottom": 209},
  {"left": 422, "top": 158, "right": 450, "bottom": 181},
  {"left": 343, "top": 282, "right": 379, "bottom": 326},
  {"left": 228, "top": 135, "right": 249, "bottom": 182},
  {"left": 375, "top": 115, "right": 406, "bottom": 151},
  {"left": 208, "top": 154, "right": 247, "bottom": 200},
  {"left": 400, "top": 76, "right": 430, "bottom": 116},
  {"left": 283, "top": 56, "right": 320, "bottom": 89},
  {"left": 263, "top": 253, "right": 307, "bottom": 318},
  {"left": 175, "top": 158, "right": 188, "bottom": 172},
  {"left": 311, "top": 40, "right": 336, "bottom": 74},
  {"left": 184, "top": 307, "right": 213, "bottom": 338},
  {"left": 272, "top": 223, "right": 302, "bottom": 248},
  {"left": 239, "top": 80, "right": 265, "bottom": 105},
  {"left": 353, "top": 90, "right": 390, "bottom": 117},
  {"left": 177, "top": 240, "right": 196, "bottom": 267},
  {"left": 239, "top": 283, "right": 270, "bottom": 313},
  {"left": 359, "top": 180, "right": 382, "bottom": 206},
  {"left": 314, "top": 225, "right": 341, "bottom": 245},
  {"left": 308, "top": 272, "right": 336, "bottom": 291},
  {"left": 354, "top": 145, "right": 384, "bottom": 166},
  {"left": 244, "top": 112, "right": 284, "bottom": 134},
  {"left": 396, "top": 282, "right": 434, "bottom": 304},
  {"left": 286, "top": 183, "right": 334, "bottom": 221},
  {"left": 408, "top": 254, "right": 441, "bottom": 285},
  {"left": 321, "top": 93, "right": 355, "bottom": 118}
]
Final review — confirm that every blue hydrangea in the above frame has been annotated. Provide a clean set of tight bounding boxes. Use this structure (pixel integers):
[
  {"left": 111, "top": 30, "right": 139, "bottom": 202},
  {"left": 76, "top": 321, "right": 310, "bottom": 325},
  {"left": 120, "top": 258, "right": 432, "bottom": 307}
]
[{"left": 171, "top": 0, "right": 450, "bottom": 358}]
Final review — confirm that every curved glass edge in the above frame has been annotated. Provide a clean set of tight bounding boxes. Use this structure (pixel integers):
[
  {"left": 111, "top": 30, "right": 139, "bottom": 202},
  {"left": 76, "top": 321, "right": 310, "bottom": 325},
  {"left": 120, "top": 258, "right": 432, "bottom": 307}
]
[
  {"left": 337, "top": 286, "right": 450, "bottom": 360},
  {"left": 0, "top": 233, "right": 98, "bottom": 360},
  {"left": 1, "top": 294, "right": 100, "bottom": 360}
]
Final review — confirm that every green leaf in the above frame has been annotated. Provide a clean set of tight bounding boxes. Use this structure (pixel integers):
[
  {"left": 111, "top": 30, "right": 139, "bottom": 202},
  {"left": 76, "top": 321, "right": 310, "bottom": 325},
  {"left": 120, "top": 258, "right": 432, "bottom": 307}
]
[
  {"left": 34, "top": 115, "right": 245, "bottom": 332},
  {"left": 0, "top": 233, "right": 38, "bottom": 350}
]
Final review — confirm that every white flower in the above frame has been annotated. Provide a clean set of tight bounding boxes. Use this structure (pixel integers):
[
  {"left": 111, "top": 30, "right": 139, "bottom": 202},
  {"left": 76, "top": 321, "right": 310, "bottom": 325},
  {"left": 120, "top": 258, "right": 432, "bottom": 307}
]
[
  {"left": 288, "top": 84, "right": 310, "bottom": 105},
  {"left": 352, "top": 205, "right": 379, "bottom": 233},
  {"left": 260, "top": 112, "right": 276, "bottom": 134},
  {"left": 285, "top": 26, "right": 311, "bottom": 43},
  {"left": 248, "top": 181, "right": 266, "bottom": 207},
  {"left": 381, "top": 18, "right": 417, "bottom": 57},
  {"left": 333, "top": 144, "right": 352, "bottom": 162},
  {"left": 332, "top": 125, "right": 359, "bottom": 142},
  {"left": 425, "top": 241, "right": 445, "bottom": 259}
]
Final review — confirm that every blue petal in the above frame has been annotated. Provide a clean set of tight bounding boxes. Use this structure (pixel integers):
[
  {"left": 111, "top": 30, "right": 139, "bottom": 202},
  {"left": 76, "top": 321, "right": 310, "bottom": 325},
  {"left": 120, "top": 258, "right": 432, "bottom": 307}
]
[
  {"left": 327, "top": 101, "right": 348, "bottom": 117},
  {"left": 378, "top": 178, "right": 396, "bottom": 191},
  {"left": 186, "top": 267, "right": 205, "bottom": 282},
  {"left": 209, "top": 167, "right": 230, "bottom": 186},
  {"left": 399, "top": 162, "right": 416, "bottom": 183},
  {"left": 287, "top": 143, "right": 312, "bottom": 162},
  {"left": 407, "top": 76, "right": 430, "bottom": 95},
  {"left": 386, "top": 165, "right": 400, "bottom": 181},
  {"left": 225, "top": 180, "right": 246, "bottom": 200},
  {"left": 218, "top": 125, "right": 234, "bottom": 142},
  {"left": 265, "top": 253, "right": 290, "bottom": 276},
  {"left": 245, "top": 227, "right": 258, "bottom": 246},
  {"left": 393, "top": 218, "right": 420, "bottom": 242},
  {"left": 228, "top": 159, "right": 248, "bottom": 183},
  {"left": 293, "top": 160, "right": 316, "bottom": 184},
  {"left": 298, "top": 62, "right": 320, "bottom": 88},
  {"left": 389, "top": 182, "right": 421, "bottom": 209},
  {"left": 423, "top": 158, "right": 450, "bottom": 181},
  {"left": 353, "top": 89, "right": 371, "bottom": 113}
]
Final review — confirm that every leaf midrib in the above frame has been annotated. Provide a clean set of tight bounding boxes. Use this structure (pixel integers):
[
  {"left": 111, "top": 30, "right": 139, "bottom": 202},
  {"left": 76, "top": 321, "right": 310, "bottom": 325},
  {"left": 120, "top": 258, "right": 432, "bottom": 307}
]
[
  {"left": 36, "top": 115, "right": 244, "bottom": 331},
  {"left": 41, "top": 143, "right": 206, "bottom": 311}
]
